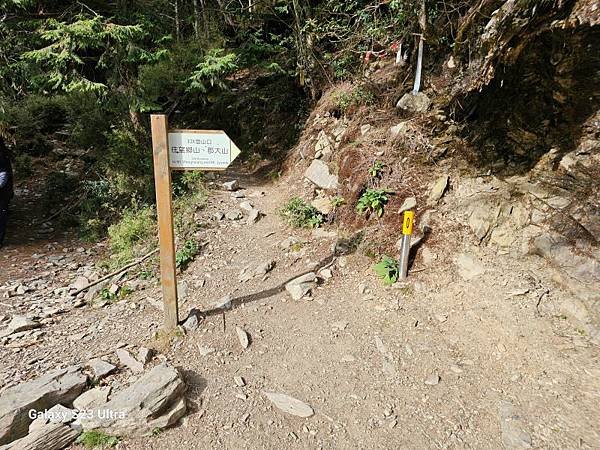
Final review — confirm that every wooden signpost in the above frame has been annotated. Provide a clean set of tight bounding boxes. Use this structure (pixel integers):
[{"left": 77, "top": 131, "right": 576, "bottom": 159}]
[{"left": 151, "top": 114, "right": 241, "bottom": 330}]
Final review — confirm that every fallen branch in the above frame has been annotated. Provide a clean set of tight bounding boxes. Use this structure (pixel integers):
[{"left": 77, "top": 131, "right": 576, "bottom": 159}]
[
  {"left": 32, "top": 194, "right": 84, "bottom": 226},
  {"left": 70, "top": 248, "right": 159, "bottom": 296}
]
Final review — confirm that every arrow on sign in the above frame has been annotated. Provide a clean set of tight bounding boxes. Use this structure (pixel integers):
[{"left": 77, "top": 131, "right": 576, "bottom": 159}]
[{"left": 168, "top": 129, "right": 241, "bottom": 170}]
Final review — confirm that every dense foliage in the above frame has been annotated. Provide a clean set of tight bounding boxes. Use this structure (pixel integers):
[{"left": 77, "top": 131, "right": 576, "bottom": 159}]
[{"left": 0, "top": 0, "right": 467, "bottom": 245}]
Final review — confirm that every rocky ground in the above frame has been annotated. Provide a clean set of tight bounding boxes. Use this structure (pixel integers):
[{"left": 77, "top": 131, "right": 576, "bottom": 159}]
[{"left": 1, "top": 163, "right": 599, "bottom": 449}]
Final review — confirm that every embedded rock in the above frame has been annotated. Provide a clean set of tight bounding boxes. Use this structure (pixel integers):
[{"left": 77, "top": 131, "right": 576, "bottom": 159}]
[
  {"left": 304, "top": 160, "right": 338, "bottom": 190},
  {"left": 80, "top": 364, "right": 186, "bottom": 437},
  {"left": 0, "top": 366, "right": 87, "bottom": 445}
]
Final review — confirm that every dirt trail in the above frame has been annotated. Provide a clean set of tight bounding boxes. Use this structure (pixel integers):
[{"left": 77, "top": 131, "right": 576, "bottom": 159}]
[{"left": 1, "top": 169, "right": 599, "bottom": 449}]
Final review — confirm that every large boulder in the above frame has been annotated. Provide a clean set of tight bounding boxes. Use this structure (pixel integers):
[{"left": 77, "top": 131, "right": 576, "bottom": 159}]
[
  {"left": 0, "top": 422, "right": 80, "bottom": 450},
  {"left": 0, "top": 366, "right": 87, "bottom": 445},
  {"left": 79, "top": 363, "right": 186, "bottom": 437},
  {"left": 304, "top": 160, "right": 338, "bottom": 190}
]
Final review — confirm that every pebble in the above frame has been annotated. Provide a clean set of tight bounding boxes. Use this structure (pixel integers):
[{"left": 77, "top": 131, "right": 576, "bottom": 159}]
[
  {"left": 235, "top": 326, "right": 250, "bottom": 349},
  {"left": 424, "top": 373, "right": 440, "bottom": 386}
]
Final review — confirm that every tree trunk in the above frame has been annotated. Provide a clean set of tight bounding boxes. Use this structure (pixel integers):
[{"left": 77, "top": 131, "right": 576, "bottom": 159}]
[
  {"left": 174, "top": 0, "right": 180, "bottom": 42},
  {"left": 192, "top": 0, "right": 200, "bottom": 39}
]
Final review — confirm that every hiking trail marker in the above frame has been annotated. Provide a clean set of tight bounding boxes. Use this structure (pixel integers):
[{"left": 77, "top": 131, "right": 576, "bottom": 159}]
[{"left": 151, "top": 114, "right": 241, "bottom": 330}]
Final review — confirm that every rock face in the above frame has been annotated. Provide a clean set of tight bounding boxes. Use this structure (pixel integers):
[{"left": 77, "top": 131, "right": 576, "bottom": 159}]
[
  {"left": 80, "top": 363, "right": 186, "bottom": 437},
  {"left": 304, "top": 160, "right": 338, "bottom": 190},
  {"left": 396, "top": 92, "right": 431, "bottom": 112},
  {"left": 0, "top": 422, "right": 80, "bottom": 450},
  {"left": 0, "top": 366, "right": 87, "bottom": 445},
  {"left": 285, "top": 273, "right": 317, "bottom": 300}
]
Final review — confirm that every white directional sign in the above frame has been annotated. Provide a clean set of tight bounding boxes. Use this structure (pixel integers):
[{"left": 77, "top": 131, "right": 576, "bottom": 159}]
[{"left": 168, "top": 129, "right": 241, "bottom": 170}]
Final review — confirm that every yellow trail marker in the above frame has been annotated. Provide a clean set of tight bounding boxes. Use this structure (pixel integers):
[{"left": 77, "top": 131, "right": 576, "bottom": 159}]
[
  {"left": 399, "top": 210, "right": 415, "bottom": 279},
  {"left": 402, "top": 210, "right": 415, "bottom": 235}
]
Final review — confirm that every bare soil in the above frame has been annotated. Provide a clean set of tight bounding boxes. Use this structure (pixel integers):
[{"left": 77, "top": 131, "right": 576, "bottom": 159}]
[{"left": 1, "top": 167, "right": 599, "bottom": 449}]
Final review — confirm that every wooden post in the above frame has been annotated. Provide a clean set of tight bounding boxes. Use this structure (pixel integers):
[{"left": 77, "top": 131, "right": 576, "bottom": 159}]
[{"left": 151, "top": 114, "right": 179, "bottom": 330}]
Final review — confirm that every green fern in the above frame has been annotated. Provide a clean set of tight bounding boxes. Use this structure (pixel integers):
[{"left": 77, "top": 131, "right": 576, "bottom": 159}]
[{"left": 373, "top": 255, "right": 400, "bottom": 286}]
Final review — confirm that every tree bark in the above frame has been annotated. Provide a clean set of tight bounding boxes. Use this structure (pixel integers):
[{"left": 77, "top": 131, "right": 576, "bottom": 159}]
[{"left": 174, "top": 0, "right": 180, "bottom": 42}]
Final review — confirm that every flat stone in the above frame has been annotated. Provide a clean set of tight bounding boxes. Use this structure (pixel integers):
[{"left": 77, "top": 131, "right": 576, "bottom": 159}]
[
  {"left": 304, "top": 160, "right": 338, "bottom": 190},
  {"left": 499, "top": 400, "right": 532, "bottom": 449},
  {"left": 225, "top": 210, "right": 243, "bottom": 221},
  {"left": 44, "top": 404, "right": 75, "bottom": 424},
  {"left": 0, "top": 366, "right": 87, "bottom": 445},
  {"left": 311, "top": 196, "right": 333, "bottom": 215},
  {"left": 427, "top": 175, "right": 449, "bottom": 205},
  {"left": 7, "top": 316, "right": 40, "bottom": 334},
  {"left": 1, "top": 422, "right": 80, "bottom": 450},
  {"left": 263, "top": 392, "right": 314, "bottom": 418},
  {"left": 456, "top": 253, "right": 485, "bottom": 281},
  {"left": 239, "top": 201, "right": 253, "bottom": 212},
  {"left": 396, "top": 92, "right": 431, "bottom": 112},
  {"left": 424, "top": 373, "right": 440, "bottom": 386},
  {"left": 235, "top": 326, "right": 250, "bottom": 349},
  {"left": 398, "top": 197, "right": 417, "bottom": 214},
  {"left": 115, "top": 349, "right": 144, "bottom": 374},
  {"left": 234, "top": 376, "right": 246, "bottom": 387},
  {"left": 247, "top": 208, "right": 262, "bottom": 224},
  {"left": 80, "top": 364, "right": 186, "bottom": 437},
  {"left": 85, "top": 359, "right": 116, "bottom": 383},
  {"left": 390, "top": 122, "right": 409, "bottom": 138},
  {"left": 198, "top": 346, "right": 215, "bottom": 356},
  {"left": 70, "top": 276, "right": 88, "bottom": 292},
  {"left": 213, "top": 294, "right": 232, "bottom": 310},
  {"left": 182, "top": 313, "right": 199, "bottom": 332},
  {"left": 285, "top": 272, "right": 317, "bottom": 300},
  {"left": 73, "top": 387, "right": 111, "bottom": 411},
  {"left": 222, "top": 180, "right": 239, "bottom": 191},
  {"left": 137, "top": 347, "right": 153, "bottom": 365}
]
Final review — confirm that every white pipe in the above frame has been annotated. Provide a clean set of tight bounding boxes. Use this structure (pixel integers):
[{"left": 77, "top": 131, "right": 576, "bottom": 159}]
[{"left": 413, "top": 36, "right": 424, "bottom": 94}]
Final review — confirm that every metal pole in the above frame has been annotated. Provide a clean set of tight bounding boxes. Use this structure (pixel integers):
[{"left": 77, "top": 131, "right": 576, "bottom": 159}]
[{"left": 398, "top": 211, "right": 415, "bottom": 279}]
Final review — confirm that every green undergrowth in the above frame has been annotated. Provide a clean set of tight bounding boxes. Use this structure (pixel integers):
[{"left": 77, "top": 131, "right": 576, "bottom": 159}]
[
  {"left": 76, "top": 431, "right": 120, "bottom": 449},
  {"left": 104, "top": 173, "right": 207, "bottom": 270},
  {"left": 279, "top": 197, "right": 324, "bottom": 228}
]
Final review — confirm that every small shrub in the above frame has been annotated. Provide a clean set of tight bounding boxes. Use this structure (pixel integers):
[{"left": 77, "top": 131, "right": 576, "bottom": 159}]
[
  {"left": 107, "top": 205, "right": 156, "bottom": 268},
  {"left": 331, "top": 196, "right": 345, "bottom": 208},
  {"left": 173, "top": 171, "right": 205, "bottom": 197},
  {"left": 76, "top": 431, "right": 119, "bottom": 448},
  {"left": 373, "top": 255, "right": 400, "bottom": 286},
  {"left": 356, "top": 189, "right": 389, "bottom": 218},
  {"left": 368, "top": 161, "right": 385, "bottom": 179},
  {"left": 334, "top": 86, "right": 375, "bottom": 114},
  {"left": 14, "top": 154, "right": 33, "bottom": 177},
  {"left": 42, "top": 171, "right": 80, "bottom": 214},
  {"left": 267, "top": 169, "right": 281, "bottom": 181},
  {"left": 176, "top": 239, "right": 199, "bottom": 270},
  {"left": 279, "top": 197, "right": 324, "bottom": 228}
]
